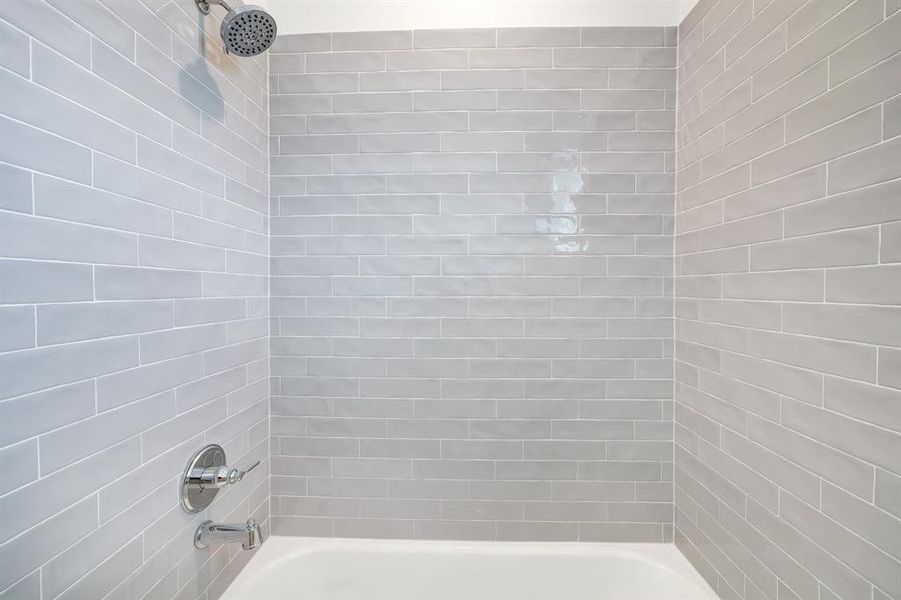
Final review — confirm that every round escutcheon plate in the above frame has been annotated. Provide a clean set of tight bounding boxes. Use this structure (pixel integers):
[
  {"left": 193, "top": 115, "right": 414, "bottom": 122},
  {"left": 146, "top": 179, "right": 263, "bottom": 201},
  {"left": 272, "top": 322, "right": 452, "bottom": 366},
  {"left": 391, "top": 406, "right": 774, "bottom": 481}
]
[{"left": 181, "top": 444, "right": 226, "bottom": 513}]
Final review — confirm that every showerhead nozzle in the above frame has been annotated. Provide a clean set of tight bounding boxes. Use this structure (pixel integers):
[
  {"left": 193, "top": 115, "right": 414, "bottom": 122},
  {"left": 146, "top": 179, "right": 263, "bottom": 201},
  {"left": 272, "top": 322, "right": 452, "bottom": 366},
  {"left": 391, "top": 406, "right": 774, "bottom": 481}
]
[
  {"left": 220, "top": 5, "right": 277, "bottom": 56},
  {"left": 196, "top": 0, "right": 277, "bottom": 57}
]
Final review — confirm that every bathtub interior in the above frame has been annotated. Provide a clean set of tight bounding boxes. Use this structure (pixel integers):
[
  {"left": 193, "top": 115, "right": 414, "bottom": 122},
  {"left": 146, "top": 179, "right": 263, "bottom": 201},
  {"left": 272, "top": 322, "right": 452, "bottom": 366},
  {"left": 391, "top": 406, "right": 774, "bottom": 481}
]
[{"left": 219, "top": 537, "right": 719, "bottom": 600}]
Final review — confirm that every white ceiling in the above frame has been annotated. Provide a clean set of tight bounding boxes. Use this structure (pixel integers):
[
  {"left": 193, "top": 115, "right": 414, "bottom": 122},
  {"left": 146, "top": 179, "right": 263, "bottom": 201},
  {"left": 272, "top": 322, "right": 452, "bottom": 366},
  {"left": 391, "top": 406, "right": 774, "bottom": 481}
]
[{"left": 259, "top": 0, "right": 701, "bottom": 35}]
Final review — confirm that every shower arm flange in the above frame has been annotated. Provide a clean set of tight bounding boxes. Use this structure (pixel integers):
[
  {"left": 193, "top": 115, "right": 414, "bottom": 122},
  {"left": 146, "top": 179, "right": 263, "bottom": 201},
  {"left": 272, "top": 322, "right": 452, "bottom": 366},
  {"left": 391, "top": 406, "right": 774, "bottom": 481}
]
[{"left": 195, "top": 0, "right": 233, "bottom": 16}]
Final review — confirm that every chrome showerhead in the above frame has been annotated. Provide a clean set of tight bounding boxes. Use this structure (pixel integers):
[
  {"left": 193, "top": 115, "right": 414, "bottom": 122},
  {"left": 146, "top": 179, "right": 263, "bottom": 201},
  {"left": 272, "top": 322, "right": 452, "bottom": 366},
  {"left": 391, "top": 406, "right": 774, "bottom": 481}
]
[
  {"left": 219, "top": 5, "right": 277, "bottom": 56},
  {"left": 196, "top": 0, "right": 277, "bottom": 57}
]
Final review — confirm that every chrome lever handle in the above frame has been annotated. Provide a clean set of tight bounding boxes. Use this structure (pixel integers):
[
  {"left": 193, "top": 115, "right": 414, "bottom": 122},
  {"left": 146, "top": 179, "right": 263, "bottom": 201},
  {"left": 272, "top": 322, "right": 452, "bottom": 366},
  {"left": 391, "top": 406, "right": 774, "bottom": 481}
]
[
  {"left": 226, "top": 460, "right": 260, "bottom": 485},
  {"left": 188, "top": 459, "right": 261, "bottom": 490}
]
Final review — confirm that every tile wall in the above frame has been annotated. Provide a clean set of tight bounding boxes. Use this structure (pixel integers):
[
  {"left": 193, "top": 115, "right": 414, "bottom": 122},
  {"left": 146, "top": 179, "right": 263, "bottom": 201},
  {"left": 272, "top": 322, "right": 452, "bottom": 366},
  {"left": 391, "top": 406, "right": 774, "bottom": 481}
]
[
  {"left": 0, "top": 1, "right": 269, "bottom": 598},
  {"left": 3, "top": 1, "right": 899, "bottom": 598},
  {"left": 674, "top": 1, "right": 901, "bottom": 598},
  {"left": 267, "top": 26, "right": 679, "bottom": 542}
]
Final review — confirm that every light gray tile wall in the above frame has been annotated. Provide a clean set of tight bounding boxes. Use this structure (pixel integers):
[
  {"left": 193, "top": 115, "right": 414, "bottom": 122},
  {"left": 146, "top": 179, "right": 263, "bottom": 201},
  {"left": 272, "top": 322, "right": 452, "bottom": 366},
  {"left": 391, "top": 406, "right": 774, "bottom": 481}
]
[
  {"left": 268, "top": 27, "right": 677, "bottom": 542},
  {"left": 675, "top": 1, "right": 901, "bottom": 599},
  {"left": 0, "top": 1, "right": 269, "bottom": 598}
]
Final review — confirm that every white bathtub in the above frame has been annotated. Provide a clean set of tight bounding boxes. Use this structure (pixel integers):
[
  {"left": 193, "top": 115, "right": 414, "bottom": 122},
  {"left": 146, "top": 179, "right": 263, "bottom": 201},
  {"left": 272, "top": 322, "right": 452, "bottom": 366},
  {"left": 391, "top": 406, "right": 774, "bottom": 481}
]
[{"left": 220, "top": 536, "right": 719, "bottom": 599}]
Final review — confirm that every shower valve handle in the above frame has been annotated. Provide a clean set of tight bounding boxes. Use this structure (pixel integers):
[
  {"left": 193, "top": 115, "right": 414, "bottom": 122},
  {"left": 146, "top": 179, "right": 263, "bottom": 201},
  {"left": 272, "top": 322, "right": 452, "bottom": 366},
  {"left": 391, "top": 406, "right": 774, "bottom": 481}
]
[
  {"left": 188, "top": 459, "right": 260, "bottom": 490},
  {"left": 226, "top": 459, "right": 261, "bottom": 485}
]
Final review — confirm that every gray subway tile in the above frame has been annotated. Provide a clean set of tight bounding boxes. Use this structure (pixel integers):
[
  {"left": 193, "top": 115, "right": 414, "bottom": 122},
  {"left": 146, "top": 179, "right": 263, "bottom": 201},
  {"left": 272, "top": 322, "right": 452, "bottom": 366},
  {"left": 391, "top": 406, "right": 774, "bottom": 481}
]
[
  {"left": 1, "top": 212, "right": 137, "bottom": 266},
  {"left": 387, "top": 49, "right": 467, "bottom": 70},
  {"left": 751, "top": 227, "right": 879, "bottom": 271},
  {"left": 0, "top": 0, "right": 91, "bottom": 67},
  {"left": 0, "top": 305, "right": 34, "bottom": 352},
  {"left": 0, "top": 163, "right": 32, "bottom": 214},
  {"left": 334, "top": 30, "right": 412, "bottom": 51},
  {"left": 582, "top": 26, "right": 664, "bottom": 47},
  {"left": 1, "top": 336, "right": 139, "bottom": 401},
  {"left": 0, "top": 116, "right": 91, "bottom": 184},
  {"left": 2, "top": 69, "right": 136, "bottom": 162},
  {"left": 0, "top": 19, "right": 30, "bottom": 77},
  {"left": 828, "top": 135, "right": 901, "bottom": 195},
  {"left": 752, "top": 106, "right": 882, "bottom": 185},
  {"left": 749, "top": 415, "right": 873, "bottom": 499},
  {"left": 829, "top": 10, "right": 901, "bottom": 85},
  {"left": 34, "top": 176, "right": 171, "bottom": 237},
  {"left": 37, "top": 301, "right": 173, "bottom": 346},
  {"left": 0, "top": 438, "right": 140, "bottom": 541},
  {"left": 361, "top": 70, "right": 440, "bottom": 91},
  {"left": 469, "top": 48, "right": 552, "bottom": 68},
  {"left": 443, "top": 69, "right": 524, "bottom": 90},
  {"left": 414, "top": 29, "right": 496, "bottom": 49},
  {"left": 94, "top": 154, "right": 202, "bottom": 215},
  {"left": 752, "top": 0, "right": 882, "bottom": 100},
  {"left": 497, "top": 27, "right": 579, "bottom": 47}
]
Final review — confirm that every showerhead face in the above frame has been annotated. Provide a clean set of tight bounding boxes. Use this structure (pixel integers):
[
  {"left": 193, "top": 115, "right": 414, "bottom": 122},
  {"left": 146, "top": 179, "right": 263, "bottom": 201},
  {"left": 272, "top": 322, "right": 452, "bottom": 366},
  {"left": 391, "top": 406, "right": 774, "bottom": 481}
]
[{"left": 219, "top": 5, "right": 277, "bottom": 57}]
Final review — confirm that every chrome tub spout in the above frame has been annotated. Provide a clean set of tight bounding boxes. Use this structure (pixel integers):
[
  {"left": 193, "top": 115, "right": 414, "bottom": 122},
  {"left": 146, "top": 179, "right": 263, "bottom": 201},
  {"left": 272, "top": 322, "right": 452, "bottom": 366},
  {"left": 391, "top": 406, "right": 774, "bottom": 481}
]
[{"left": 195, "top": 518, "right": 262, "bottom": 551}]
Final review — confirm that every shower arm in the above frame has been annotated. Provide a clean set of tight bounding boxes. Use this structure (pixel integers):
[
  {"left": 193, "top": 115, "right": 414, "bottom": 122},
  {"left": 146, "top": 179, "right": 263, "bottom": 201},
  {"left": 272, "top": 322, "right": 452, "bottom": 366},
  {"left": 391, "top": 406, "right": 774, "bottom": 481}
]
[{"left": 195, "top": 0, "right": 233, "bottom": 15}]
